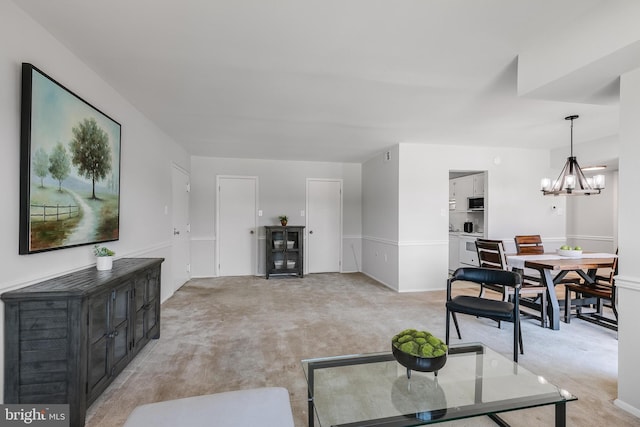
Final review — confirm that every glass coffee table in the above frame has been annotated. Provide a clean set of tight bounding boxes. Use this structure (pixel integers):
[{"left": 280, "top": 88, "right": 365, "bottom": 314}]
[{"left": 302, "top": 343, "right": 576, "bottom": 427}]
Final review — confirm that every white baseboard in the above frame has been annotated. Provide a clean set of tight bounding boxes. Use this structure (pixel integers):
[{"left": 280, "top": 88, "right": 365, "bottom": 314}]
[
  {"left": 361, "top": 271, "right": 396, "bottom": 292},
  {"left": 613, "top": 399, "right": 640, "bottom": 418}
]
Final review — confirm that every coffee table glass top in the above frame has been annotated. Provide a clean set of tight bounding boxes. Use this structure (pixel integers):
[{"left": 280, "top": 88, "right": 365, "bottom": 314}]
[{"left": 302, "top": 343, "right": 576, "bottom": 426}]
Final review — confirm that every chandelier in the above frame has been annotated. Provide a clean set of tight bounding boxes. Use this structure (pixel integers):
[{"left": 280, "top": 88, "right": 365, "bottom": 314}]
[{"left": 540, "top": 115, "right": 605, "bottom": 196}]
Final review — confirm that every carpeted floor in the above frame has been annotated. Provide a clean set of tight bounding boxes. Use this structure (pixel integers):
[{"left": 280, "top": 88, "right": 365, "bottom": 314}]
[{"left": 85, "top": 273, "right": 638, "bottom": 426}]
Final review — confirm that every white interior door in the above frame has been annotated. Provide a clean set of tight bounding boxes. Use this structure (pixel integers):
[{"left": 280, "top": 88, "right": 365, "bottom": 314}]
[
  {"left": 171, "top": 165, "right": 190, "bottom": 294},
  {"left": 307, "top": 179, "right": 342, "bottom": 273},
  {"left": 217, "top": 176, "right": 257, "bottom": 276}
]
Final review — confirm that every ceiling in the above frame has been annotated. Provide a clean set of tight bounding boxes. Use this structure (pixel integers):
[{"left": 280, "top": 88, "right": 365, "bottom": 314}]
[{"left": 15, "top": 0, "right": 621, "bottom": 163}]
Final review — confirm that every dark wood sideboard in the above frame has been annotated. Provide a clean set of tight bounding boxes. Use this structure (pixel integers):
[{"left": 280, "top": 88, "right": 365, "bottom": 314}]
[
  {"left": 265, "top": 226, "right": 304, "bottom": 278},
  {"left": 2, "top": 257, "right": 164, "bottom": 427}
]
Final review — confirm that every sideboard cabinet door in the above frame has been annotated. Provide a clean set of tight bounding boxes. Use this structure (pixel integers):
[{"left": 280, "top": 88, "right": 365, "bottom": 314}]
[
  {"left": 87, "top": 291, "right": 110, "bottom": 402},
  {"left": 132, "top": 267, "right": 161, "bottom": 355},
  {"left": 87, "top": 281, "right": 132, "bottom": 404}
]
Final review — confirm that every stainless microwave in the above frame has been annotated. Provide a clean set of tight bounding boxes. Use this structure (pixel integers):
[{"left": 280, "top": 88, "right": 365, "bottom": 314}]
[{"left": 468, "top": 197, "right": 484, "bottom": 211}]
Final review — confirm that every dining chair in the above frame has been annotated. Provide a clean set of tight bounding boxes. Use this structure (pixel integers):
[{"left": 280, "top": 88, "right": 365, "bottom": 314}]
[
  {"left": 514, "top": 235, "right": 544, "bottom": 254},
  {"left": 564, "top": 256, "right": 618, "bottom": 331},
  {"left": 445, "top": 267, "right": 523, "bottom": 362},
  {"left": 513, "top": 234, "right": 581, "bottom": 287},
  {"left": 476, "top": 239, "right": 548, "bottom": 328},
  {"left": 475, "top": 238, "right": 509, "bottom": 299},
  {"left": 513, "top": 235, "right": 545, "bottom": 284}
]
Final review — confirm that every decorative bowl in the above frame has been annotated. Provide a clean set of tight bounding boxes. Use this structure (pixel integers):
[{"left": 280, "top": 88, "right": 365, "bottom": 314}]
[
  {"left": 557, "top": 249, "right": 582, "bottom": 258},
  {"left": 392, "top": 345, "right": 447, "bottom": 374}
]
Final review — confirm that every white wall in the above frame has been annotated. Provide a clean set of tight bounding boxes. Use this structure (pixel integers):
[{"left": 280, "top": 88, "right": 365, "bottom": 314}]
[
  {"left": 362, "top": 146, "right": 400, "bottom": 290},
  {"left": 615, "top": 66, "right": 640, "bottom": 418},
  {"left": 362, "top": 143, "right": 566, "bottom": 292},
  {"left": 518, "top": 1, "right": 640, "bottom": 100},
  {"left": 189, "top": 156, "right": 362, "bottom": 277},
  {"left": 0, "top": 1, "right": 189, "bottom": 401},
  {"left": 566, "top": 170, "right": 618, "bottom": 253},
  {"left": 550, "top": 135, "right": 619, "bottom": 170}
]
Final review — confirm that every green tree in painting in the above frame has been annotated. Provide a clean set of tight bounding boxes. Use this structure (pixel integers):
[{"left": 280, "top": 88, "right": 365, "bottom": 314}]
[
  {"left": 33, "top": 146, "right": 49, "bottom": 187},
  {"left": 49, "top": 142, "right": 71, "bottom": 191},
  {"left": 69, "top": 118, "right": 112, "bottom": 199}
]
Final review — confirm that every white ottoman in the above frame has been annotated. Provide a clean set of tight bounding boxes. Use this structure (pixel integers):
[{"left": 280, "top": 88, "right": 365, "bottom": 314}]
[{"left": 123, "top": 387, "right": 295, "bottom": 427}]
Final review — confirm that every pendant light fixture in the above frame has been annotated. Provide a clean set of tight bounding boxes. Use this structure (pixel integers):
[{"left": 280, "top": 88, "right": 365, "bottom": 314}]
[{"left": 540, "top": 115, "right": 605, "bottom": 196}]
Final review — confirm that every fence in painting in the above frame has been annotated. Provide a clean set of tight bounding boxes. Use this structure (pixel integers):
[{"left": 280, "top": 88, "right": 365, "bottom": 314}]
[{"left": 30, "top": 203, "right": 80, "bottom": 222}]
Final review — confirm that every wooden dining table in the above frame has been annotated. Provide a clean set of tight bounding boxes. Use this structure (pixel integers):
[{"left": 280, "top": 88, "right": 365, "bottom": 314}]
[{"left": 506, "top": 253, "right": 617, "bottom": 330}]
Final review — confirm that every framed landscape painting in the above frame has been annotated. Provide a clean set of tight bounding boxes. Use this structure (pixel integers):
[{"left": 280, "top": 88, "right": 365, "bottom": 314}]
[{"left": 19, "top": 63, "right": 121, "bottom": 254}]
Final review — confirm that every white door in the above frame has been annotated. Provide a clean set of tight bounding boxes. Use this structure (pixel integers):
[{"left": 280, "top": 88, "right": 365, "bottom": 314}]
[
  {"left": 307, "top": 179, "right": 342, "bottom": 273},
  {"left": 171, "top": 165, "right": 190, "bottom": 294},
  {"left": 217, "top": 176, "right": 257, "bottom": 276}
]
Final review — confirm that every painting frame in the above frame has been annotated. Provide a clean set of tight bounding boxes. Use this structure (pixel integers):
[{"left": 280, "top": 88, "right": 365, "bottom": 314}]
[{"left": 19, "top": 63, "right": 121, "bottom": 254}]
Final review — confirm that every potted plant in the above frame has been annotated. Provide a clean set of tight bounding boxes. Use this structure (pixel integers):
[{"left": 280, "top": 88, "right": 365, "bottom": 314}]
[
  {"left": 279, "top": 215, "right": 288, "bottom": 226},
  {"left": 94, "top": 244, "right": 115, "bottom": 271}
]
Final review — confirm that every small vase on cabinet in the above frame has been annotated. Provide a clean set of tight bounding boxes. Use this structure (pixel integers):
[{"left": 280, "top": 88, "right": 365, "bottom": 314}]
[
  {"left": 94, "top": 244, "right": 115, "bottom": 270},
  {"left": 96, "top": 256, "right": 114, "bottom": 271}
]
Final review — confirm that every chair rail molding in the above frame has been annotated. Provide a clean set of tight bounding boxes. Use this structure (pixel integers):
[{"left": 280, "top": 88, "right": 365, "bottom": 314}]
[
  {"left": 615, "top": 275, "right": 640, "bottom": 292},
  {"left": 362, "top": 235, "right": 397, "bottom": 246},
  {"left": 566, "top": 234, "right": 614, "bottom": 242},
  {"left": 399, "top": 239, "right": 448, "bottom": 246},
  {"left": 363, "top": 236, "right": 448, "bottom": 247}
]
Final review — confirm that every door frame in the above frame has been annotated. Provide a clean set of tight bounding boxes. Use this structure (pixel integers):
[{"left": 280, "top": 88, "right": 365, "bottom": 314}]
[
  {"left": 305, "top": 178, "right": 343, "bottom": 274},
  {"left": 215, "top": 175, "right": 259, "bottom": 277}
]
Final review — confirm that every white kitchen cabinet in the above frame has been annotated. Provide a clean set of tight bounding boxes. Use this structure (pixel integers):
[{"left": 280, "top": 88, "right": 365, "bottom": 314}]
[
  {"left": 449, "top": 234, "right": 460, "bottom": 272},
  {"left": 454, "top": 176, "right": 473, "bottom": 212},
  {"left": 472, "top": 174, "right": 485, "bottom": 196}
]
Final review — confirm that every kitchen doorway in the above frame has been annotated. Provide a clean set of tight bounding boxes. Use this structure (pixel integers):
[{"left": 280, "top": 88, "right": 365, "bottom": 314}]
[{"left": 449, "top": 170, "right": 487, "bottom": 272}]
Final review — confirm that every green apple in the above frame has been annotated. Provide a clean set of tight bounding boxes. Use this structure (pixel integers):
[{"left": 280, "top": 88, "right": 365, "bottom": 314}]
[
  {"left": 573, "top": 246, "right": 582, "bottom": 251},
  {"left": 560, "top": 245, "right": 570, "bottom": 250}
]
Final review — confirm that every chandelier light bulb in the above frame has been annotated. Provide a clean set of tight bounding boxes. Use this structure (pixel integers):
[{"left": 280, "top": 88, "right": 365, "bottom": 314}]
[
  {"left": 541, "top": 178, "right": 551, "bottom": 191},
  {"left": 565, "top": 175, "right": 576, "bottom": 189},
  {"left": 593, "top": 174, "right": 605, "bottom": 189}
]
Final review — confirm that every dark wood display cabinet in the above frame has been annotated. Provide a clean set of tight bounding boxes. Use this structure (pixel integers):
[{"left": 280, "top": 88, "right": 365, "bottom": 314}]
[
  {"left": 2, "top": 258, "right": 163, "bottom": 427},
  {"left": 265, "top": 226, "right": 304, "bottom": 278}
]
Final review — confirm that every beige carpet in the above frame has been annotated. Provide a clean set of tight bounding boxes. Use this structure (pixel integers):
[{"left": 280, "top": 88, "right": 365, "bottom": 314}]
[{"left": 85, "top": 273, "right": 638, "bottom": 426}]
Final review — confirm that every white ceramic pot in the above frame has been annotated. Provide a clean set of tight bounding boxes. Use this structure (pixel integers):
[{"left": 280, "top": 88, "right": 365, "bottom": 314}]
[{"left": 96, "top": 256, "right": 114, "bottom": 271}]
